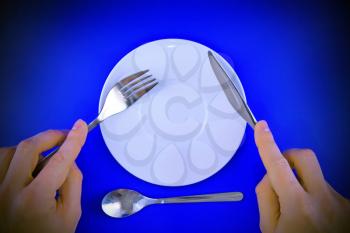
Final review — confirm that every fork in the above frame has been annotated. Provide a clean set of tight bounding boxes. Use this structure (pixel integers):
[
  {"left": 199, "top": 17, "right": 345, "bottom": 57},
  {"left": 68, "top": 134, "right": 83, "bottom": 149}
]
[{"left": 33, "top": 70, "right": 158, "bottom": 176}]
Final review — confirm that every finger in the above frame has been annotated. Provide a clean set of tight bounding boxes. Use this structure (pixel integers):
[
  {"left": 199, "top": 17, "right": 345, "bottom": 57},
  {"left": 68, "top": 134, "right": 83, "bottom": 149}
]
[
  {"left": 254, "top": 121, "right": 303, "bottom": 197},
  {"left": 57, "top": 163, "right": 83, "bottom": 220},
  {"left": 283, "top": 149, "right": 326, "bottom": 193},
  {"left": 34, "top": 119, "right": 87, "bottom": 193},
  {"left": 4, "top": 130, "right": 66, "bottom": 190},
  {"left": 0, "top": 147, "right": 16, "bottom": 183},
  {"left": 256, "top": 175, "right": 279, "bottom": 233}
]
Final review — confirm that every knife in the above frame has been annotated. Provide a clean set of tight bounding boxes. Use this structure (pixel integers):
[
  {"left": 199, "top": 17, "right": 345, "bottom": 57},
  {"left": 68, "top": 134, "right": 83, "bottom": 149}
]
[{"left": 208, "top": 51, "right": 257, "bottom": 128}]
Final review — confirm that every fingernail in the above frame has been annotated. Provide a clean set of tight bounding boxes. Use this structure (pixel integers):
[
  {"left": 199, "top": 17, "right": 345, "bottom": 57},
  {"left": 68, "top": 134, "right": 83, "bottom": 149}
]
[
  {"left": 72, "top": 119, "right": 82, "bottom": 130},
  {"left": 260, "top": 120, "right": 270, "bottom": 132}
]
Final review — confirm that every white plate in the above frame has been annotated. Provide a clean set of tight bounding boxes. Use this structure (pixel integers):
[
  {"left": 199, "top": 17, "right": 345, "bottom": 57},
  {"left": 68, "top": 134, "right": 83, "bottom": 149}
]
[{"left": 99, "top": 39, "right": 246, "bottom": 186}]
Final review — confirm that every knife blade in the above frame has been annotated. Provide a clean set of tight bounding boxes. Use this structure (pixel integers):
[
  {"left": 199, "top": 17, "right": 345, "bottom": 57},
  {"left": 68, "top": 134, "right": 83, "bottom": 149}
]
[{"left": 208, "top": 50, "right": 257, "bottom": 128}]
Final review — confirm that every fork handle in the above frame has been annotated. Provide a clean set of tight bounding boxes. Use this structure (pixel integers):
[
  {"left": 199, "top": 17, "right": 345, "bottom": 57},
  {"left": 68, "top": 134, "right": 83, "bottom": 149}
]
[{"left": 32, "top": 118, "right": 100, "bottom": 177}]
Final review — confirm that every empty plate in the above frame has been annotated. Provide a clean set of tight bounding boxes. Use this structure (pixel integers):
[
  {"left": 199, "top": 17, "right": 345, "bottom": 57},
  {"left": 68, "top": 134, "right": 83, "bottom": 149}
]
[{"left": 99, "top": 39, "right": 246, "bottom": 186}]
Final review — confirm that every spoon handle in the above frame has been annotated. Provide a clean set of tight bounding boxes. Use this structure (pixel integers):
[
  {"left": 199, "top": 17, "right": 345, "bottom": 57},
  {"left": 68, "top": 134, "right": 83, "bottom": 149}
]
[{"left": 157, "top": 192, "right": 243, "bottom": 204}]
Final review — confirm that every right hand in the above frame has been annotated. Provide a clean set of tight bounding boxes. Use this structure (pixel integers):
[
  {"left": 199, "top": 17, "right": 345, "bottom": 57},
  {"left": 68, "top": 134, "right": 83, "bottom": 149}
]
[{"left": 254, "top": 120, "right": 350, "bottom": 233}]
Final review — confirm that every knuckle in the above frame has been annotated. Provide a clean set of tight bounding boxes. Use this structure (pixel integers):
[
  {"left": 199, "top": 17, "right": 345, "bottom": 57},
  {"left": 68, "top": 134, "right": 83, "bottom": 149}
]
[
  {"left": 292, "top": 189, "right": 306, "bottom": 203},
  {"left": 255, "top": 184, "right": 262, "bottom": 195},
  {"left": 45, "top": 129, "right": 55, "bottom": 134},
  {"left": 75, "top": 140, "right": 84, "bottom": 149},
  {"left": 255, "top": 176, "right": 268, "bottom": 195},
  {"left": 21, "top": 188, "right": 38, "bottom": 205},
  {"left": 283, "top": 148, "right": 298, "bottom": 157},
  {"left": 259, "top": 222, "right": 267, "bottom": 233},
  {"left": 25, "top": 183, "right": 43, "bottom": 197},
  {"left": 14, "top": 190, "right": 37, "bottom": 210},
  {"left": 73, "top": 166, "right": 83, "bottom": 181},
  {"left": 68, "top": 133, "right": 84, "bottom": 148},
  {"left": 44, "top": 129, "right": 59, "bottom": 137},
  {"left": 300, "top": 197, "right": 314, "bottom": 218},
  {"left": 255, "top": 181, "right": 264, "bottom": 195},
  {"left": 272, "top": 157, "right": 290, "bottom": 169},
  {"left": 70, "top": 129, "right": 81, "bottom": 138},
  {"left": 51, "top": 151, "right": 66, "bottom": 165},
  {"left": 301, "top": 149, "right": 316, "bottom": 159},
  {"left": 18, "top": 138, "right": 35, "bottom": 151},
  {"left": 42, "top": 129, "right": 65, "bottom": 141}
]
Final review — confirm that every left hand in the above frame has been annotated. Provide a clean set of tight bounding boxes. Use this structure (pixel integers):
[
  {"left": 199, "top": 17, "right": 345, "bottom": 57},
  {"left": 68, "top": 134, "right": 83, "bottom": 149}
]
[{"left": 0, "top": 119, "right": 88, "bottom": 233}]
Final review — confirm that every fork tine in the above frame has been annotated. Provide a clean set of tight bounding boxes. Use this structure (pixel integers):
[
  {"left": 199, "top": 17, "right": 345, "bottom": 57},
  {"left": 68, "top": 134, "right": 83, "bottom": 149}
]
[
  {"left": 123, "top": 76, "right": 156, "bottom": 96},
  {"left": 120, "top": 74, "right": 153, "bottom": 93},
  {"left": 118, "top": 69, "right": 149, "bottom": 87},
  {"left": 127, "top": 81, "right": 158, "bottom": 104}
]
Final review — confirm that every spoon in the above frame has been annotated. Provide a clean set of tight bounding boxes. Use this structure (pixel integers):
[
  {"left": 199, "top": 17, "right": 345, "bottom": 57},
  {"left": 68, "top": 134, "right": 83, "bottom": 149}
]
[{"left": 101, "top": 189, "right": 243, "bottom": 218}]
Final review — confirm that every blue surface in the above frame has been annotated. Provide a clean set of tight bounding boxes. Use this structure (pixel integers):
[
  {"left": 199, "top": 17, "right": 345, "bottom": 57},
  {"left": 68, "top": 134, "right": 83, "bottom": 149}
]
[{"left": 1, "top": 1, "right": 349, "bottom": 232}]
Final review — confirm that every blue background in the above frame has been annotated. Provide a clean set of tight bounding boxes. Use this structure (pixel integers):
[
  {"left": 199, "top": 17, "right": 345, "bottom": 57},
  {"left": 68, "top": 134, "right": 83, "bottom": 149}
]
[{"left": 1, "top": 1, "right": 349, "bottom": 232}]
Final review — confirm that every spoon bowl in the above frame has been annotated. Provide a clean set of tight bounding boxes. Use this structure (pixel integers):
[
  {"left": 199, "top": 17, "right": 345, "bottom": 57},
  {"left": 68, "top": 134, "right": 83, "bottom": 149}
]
[{"left": 102, "top": 189, "right": 155, "bottom": 218}]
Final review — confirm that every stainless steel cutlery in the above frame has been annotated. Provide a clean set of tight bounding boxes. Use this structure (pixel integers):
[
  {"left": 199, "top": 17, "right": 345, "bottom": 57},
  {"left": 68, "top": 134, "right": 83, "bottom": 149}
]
[
  {"left": 33, "top": 70, "right": 158, "bottom": 176},
  {"left": 208, "top": 51, "right": 257, "bottom": 128},
  {"left": 33, "top": 52, "right": 253, "bottom": 217},
  {"left": 102, "top": 188, "right": 243, "bottom": 218}
]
